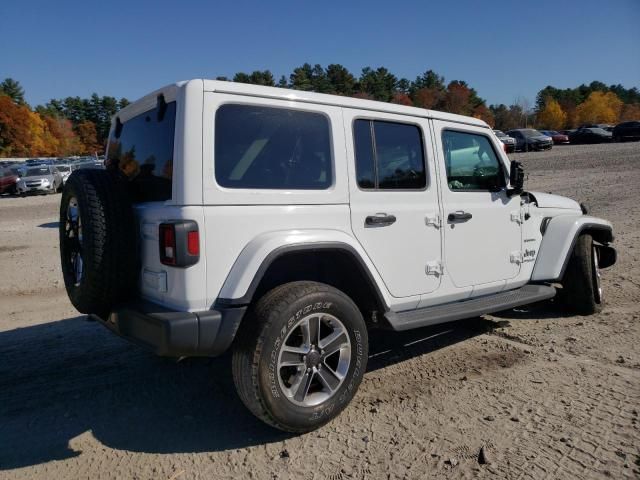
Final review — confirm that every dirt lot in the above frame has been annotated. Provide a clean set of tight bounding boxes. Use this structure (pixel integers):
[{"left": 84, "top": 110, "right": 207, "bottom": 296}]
[{"left": 1, "top": 142, "right": 639, "bottom": 479}]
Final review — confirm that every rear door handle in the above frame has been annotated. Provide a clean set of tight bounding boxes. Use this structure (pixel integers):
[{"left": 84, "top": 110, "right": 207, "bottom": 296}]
[
  {"left": 448, "top": 211, "right": 473, "bottom": 222},
  {"left": 365, "top": 213, "right": 396, "bottom": 227}
]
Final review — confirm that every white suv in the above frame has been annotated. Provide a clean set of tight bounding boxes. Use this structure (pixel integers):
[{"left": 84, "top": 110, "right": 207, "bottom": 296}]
[{"left": 59, "top": 80, "right": 616, "bottom": 432}]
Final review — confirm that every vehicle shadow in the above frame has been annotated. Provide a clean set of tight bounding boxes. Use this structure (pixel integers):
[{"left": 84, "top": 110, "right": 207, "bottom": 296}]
[
  {"left": 0, "top": 312, "right": 507, "bottom": 470},
  {"left": 37, "top": 221, "right": 60, "bottom": 228},
  {"left": 489, "top": 298, "right": 571, "bottom": 320}
]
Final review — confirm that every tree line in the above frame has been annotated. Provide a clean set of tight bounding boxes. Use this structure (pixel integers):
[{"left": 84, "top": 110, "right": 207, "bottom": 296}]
[
  {"left": 217, "top": 64, "right": 494, "bottom": 124},
  {"left": 219, "top": 66, "right": 639, "bottom": 131},
  {"left": 1, "top": 68, "right": 639, "bottom": 157},
  {"left": 0, "top": 78, "right": 129, "bottom": 158}
]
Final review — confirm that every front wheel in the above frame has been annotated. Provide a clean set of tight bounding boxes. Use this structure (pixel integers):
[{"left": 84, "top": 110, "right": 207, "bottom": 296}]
[
  {"left": 559, "top": 234, "right": 603, "bottom": 315},
  {"left": 232, "top": 281, "right": 368, "bottom": 432}
]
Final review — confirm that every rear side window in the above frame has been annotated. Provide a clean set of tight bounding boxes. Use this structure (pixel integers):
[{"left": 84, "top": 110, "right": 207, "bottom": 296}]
[
  {"left": 106, "top": 100, "right": 176, "bottom": 202},
  {"left": 215, "top": 104, "right": 332, "bottom": 189},
  {"left": 353, "top": 119, "right": 426, "bottom": 190}
]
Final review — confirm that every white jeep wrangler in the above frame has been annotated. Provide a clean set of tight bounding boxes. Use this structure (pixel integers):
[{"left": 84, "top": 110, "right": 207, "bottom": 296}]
[{"left": 59, "top": 80, "right": 616, "bottom": 432}]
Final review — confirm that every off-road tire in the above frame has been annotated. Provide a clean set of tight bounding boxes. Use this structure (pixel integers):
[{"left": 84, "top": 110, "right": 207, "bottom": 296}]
[
  {"left": 559, "top": 234, "right": 602, "bottom": 315},
  {"left": 232, "top": 281, "right": 368, "bottom": 432},
  {"left": 59, "top": 169, "right": 138, "bottom": 315}
]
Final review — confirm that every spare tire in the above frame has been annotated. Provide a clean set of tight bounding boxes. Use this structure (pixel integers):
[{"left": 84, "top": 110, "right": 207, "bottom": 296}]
[{"left": 59, "top": 169, "right": 138, "bottom": 315}]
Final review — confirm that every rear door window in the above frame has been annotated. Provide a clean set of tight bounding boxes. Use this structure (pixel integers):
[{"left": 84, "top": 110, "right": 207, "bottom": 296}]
[
  {"left": 106, "top": 101, "right": 176, "bottom": 202},
  {"left": 214, "top": 104, "right": 332, "bottom": 190},
  {"left": 353, "top": 119, "right": 426, "bottom": 190}
]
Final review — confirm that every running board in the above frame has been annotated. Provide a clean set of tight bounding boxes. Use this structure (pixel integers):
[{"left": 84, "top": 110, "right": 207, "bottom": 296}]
[{"left": 384, "top": 284, "right": 556, "bottom": 331}]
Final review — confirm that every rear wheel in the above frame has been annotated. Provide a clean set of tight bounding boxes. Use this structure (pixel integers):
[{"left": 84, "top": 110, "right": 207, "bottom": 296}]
[
  {"left": 232, "top": 281, "right": 368, "bottom": 432},
  {"left": 559, "top": 234, "right": 603, "bottom": 315}
]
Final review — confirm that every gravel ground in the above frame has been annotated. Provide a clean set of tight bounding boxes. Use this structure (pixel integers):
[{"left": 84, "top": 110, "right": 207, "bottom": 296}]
[{"left": 0, "top": 142, "right": 639, "bottom": 479}]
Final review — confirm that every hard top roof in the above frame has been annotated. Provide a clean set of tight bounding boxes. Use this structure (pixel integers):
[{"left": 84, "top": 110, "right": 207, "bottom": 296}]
[{"left": 115, "top": 79, "right": 489, "bottom": 129}]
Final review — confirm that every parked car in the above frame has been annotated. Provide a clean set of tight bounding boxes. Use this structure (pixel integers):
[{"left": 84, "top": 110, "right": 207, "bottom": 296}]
[
  {"left": 539, "top": 130, "right": 570, "bottom": 145},
  {"left": 493, "top": 130, "right": 516, "bottom": 152},
  {"left": 559, "top": 129, "right": 576, "bottom": 136},
  {"left": 612, "top": 121, "right": 640, "bottom": 142},
  {"left": 580, "top": 123, "right": 614, "bottom": 132},
  {"left": 569, "top": 127, "right": 613, "bottom": 144},
  {"left": 55, "top": 164, "right": 80, "bottom": 184},
  {"left": 59, "top": 80, "right": 616, "bottom": 433},
  {"left": 15, "top": 165, "right": 63, "bottom": 195},
  {"left": 505, "top": 129, "right": 553, "bottom": 151},
  {"left": 0, "top": 167, "right": 19, "bottom": 195}
]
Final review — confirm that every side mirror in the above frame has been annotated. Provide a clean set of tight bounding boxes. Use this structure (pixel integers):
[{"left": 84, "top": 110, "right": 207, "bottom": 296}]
[{"left": 507, "top": 160, "right": 524, "bottom": 197}]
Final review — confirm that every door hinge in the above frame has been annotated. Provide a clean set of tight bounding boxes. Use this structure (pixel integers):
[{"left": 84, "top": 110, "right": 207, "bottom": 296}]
[
  {"left": 510, "top": 251, "right": 523, "bottom": 264},
  {"left": 425, "top": 261, "right": 444, "bottom": 276},
  {"left": 425, "top": 214, "right": 441, "bottom": 229},
  {"left": 510, "top": 210, "right": 525, "bottom": 224}
]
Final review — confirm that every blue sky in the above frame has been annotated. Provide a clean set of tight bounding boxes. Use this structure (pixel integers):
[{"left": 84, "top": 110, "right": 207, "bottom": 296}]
[{"left": 1, "top": 0, "right": 639, "bottom": 107}]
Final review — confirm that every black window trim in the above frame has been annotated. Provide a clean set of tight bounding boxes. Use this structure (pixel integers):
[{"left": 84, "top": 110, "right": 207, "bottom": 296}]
[
  {"left": 213, "top": 102, "right": 336, "bottom": 191},
  {"left": 351, "top": 116, "right": 429, "bottom": 192},
  {"left": 441, "top": 127, "right": 508, "bottom": 193}
]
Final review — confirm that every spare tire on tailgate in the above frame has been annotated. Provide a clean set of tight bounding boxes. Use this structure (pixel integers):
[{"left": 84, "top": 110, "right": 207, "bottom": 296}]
[{"left": 59, "top": 169, "right": 138, "bottom": 315}]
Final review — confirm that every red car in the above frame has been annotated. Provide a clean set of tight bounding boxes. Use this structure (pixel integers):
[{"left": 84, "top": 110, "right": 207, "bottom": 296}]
[
  {"left": 540, "top": 130, "right": 570, "bottom": 145},
  {"left": 0, "top": 167, "right": 19, "bottom": 194}
]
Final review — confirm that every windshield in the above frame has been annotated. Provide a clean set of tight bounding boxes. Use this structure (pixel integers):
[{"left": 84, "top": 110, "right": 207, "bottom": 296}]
[
  {"left": 494, "top": 130, "right": 505, "bottom": 136},
  {"left": 56, "top": 166, "right": 71, "bottom": 173},
  {"left": 588, "top": 128, "right": 610, "bottom": 135},
  {"left": 521, "top": 129, "right": 543, "bottom": 137},
  {"left": 26, "top": 167, "right": 51, "bottom": 177}
]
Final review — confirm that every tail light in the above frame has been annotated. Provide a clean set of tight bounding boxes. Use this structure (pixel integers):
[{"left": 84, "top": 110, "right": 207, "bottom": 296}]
[
  {"left": 503, "top": 142, "right": 508, "bottom": 153},
  {"left": 159, "top": 221, "right": 199, "bottom": 267},
  {"left": 187, "top": 231, "right": 200, "bottom": 256}
]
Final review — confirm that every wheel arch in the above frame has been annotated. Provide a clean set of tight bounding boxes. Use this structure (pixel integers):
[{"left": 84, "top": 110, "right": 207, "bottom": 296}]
[
  {"left": 531, "top": 215, "right": 614, "bottom": 282},
  {"left": 216, "top": 236, "right": 390, "bottom": 326}
]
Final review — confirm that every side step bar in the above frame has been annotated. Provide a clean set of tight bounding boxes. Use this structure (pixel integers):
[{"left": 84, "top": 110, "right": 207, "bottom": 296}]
[{"left": 384, "top": 284, "right": 556, "bottom": 331}]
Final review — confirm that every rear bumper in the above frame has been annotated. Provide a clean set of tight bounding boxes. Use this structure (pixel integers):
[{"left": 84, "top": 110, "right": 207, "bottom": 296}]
[{"left": 91, "top": 300, "right": 246, "bottom": 357}]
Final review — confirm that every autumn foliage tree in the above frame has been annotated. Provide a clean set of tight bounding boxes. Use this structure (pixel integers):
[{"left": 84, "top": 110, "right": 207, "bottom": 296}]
[
  {"left": 443, "top": 81, "right": 472, "bottom": 115},
  {"left": 620, "top": 103, "right": 640, "bottom": 122},
  {"left": 575, "top": 91, "right": 623, "bottom": 125},
  {"left": 413, "top": 87, "right": 442, "bottom": 109},
  {"left": 0, "top": 95, "right": 35, "bottom": 156},
  {"left": 391, "top": 92, "right": 413, "bottom": 106},
  {"left": 75, "top": 121, "right": 101, "bottom": 154},
  {"left": 472, "top": 104, "right": 495, "bottom": 127},
  {"left": 0, "top": 78, "right": 130, "bottom": 157},
  {"left": 536, "top": 98, "right": 567, "bottom": 130}
]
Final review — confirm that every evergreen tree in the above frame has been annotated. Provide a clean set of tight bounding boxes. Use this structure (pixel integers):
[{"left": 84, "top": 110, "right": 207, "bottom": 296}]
[
  {"left": 359, "top": 67, "right": 397, "bottom": 102},
  {"left": 0, "top": 78, "right": 26, "bottom": 105},
  {"left": 289, "top": 63, "right": 314, "bottom": 91},
  {"left": 326, "top": 64, "right": 356, "bottom": 96}
]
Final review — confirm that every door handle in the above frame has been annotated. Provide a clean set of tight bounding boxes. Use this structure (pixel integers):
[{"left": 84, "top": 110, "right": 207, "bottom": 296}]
[
  {"left": 365, "top": 213, "right": 397, "bottom": 227},
  {"left": 448, "top": 211, "right": 473, "bottom": 222}
]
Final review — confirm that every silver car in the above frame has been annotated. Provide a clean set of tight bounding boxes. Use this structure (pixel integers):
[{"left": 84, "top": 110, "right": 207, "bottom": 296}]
[
  {"left": 15, "top": 165, "right": 63, "bottom": 195},
  {"left": 493, "top": 130, "right": 517, "bottom": 153},
  {"left": 55, "top": 164, "right": 78, "bottom": 185}
]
